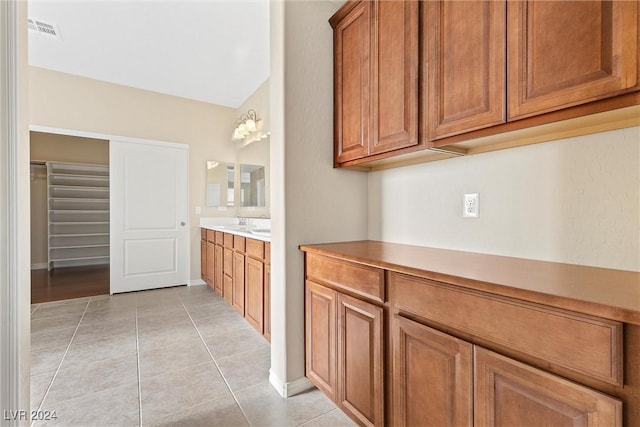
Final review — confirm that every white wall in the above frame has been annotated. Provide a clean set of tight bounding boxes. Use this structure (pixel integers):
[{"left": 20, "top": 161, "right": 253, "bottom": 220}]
[
  {"left": 369, "top": 126, "right": 640, "bottom": 272},
  {"left": 269, "top": 0, "right": 369, "bottom": 395}
]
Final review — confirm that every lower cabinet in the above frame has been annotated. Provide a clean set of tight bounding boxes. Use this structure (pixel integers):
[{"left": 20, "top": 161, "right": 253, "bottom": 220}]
[
  {"left": 392, "top": 314, "right": 622, "bottom": 427},
  {"left": 305, "top": 280, "right": 384, "bottom": 427},
  {"left": 245, "top": 256, "right": 265, "bottom": 333},
  {"left": 392, "top": 315, "right": 472, "bottom": 427},
  {"left": 200, "top": 228, "right": 271, "bottom": 341}
]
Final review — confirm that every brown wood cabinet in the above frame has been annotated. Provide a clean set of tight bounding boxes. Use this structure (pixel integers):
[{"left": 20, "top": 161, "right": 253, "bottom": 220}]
[
  {"left": 337, "top": 292, "right": 384, "bottom": 427},
  {"left": 507, "top": 0, "right": 639, "bottom": 120},
  {"left": 424, "top": 0, "right": 506, "bottom": 140},
  {"left": 264, "top": 242, "right": 271, "bottom": 342},
  {"left": 200, "top": 238, "right": 207, "bottom": 281},
  {"left": 330, "top": 0, "right": 640, "bottom": 168},
  {"left": 331, "top": 0, "right": 419, "bottom": 164},
  {"left": 301, "top": 241, "right": 639, "bottom": 427},
  {"left": 392, "top": 315, "right": 472, "bottom": 427},
  {"left": 206, "top": 241, "right": 215, "bottom": 291},
  {"left": 245, "top": 256, "right": 264, "bottom": 333},
  {"left": 214, "top": 243, "right": 223, "bottom": 296},
  {"left": 475, "top": 347, "right": 622, "bottom": 427},
  {"left": 232, "top": 251, "right": 245, "bottom": 315},
  {"left": 304, "top": 254, "right": 385, "bottom": 426}
]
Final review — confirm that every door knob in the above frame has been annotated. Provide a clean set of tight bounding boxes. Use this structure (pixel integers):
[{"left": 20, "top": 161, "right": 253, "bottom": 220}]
[{"left": 180, "top": 221, "right": 186, "bottom": 226}]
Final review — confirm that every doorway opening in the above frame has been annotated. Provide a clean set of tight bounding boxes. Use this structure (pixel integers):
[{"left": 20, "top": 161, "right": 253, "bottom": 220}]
[{"left": 30, "top": 131, "right": 110, "bottom": 303}]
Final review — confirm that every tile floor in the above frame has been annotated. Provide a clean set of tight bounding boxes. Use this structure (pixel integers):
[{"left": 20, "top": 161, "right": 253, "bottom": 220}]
[{"left": 30, "top": 285, "right": 355, "bottom": 427}]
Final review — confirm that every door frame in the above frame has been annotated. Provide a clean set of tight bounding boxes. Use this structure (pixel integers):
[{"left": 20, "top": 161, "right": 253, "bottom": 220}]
[
  {"left": 29, "top": 126, "right": 191, "bottom": 295},
  {"left": 1, "top": 0, "right": 30, "bottom": 423}
]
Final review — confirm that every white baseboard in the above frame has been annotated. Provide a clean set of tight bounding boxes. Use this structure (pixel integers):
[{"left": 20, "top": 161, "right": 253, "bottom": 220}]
[
  {"left": 269, "top": 370, "right": 315, "bottom": 398},
  {"left": 189, "top": 279, "right": 207, "bottom": 286},
  {"left": 31, "top": 263, "right": 48, "bottom": 270}
]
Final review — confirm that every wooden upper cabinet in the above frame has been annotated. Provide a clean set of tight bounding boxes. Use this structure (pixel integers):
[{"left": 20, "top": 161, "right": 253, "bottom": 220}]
[
  {"left": 507, "top": 0, "right": 639, "bottom": 120},
  {"left": 425, "top": 0, "right": 506, "bottom": 140},
  {"left": 392, "top": 315, "right": 472, "bottom": 427},
  {"left": 332, "top": 1, "right": 371, "bottom": 164},
  {"left": 370, "top": 0, "right": 419, "bottom": 155},
  {"left": 474, "top": 347, "right": 622, "bottom": 427},
  {"left": 332, "top": 0, "right": 419, "bottom": 164}
]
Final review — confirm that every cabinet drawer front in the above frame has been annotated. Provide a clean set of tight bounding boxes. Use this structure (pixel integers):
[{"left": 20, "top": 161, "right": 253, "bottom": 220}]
[
  {"left": 215, "top": 231, "right": 224, "bottom": 244},
  {"left": 233, "top": 236, "right": 245, "bottom": 253},
  {"left": 206, "top": 229, "right": 215, "bottom": 243},
  {"left": 201, "top": 228, "right": 207, "bottom": 240},
  {"left": 223, "top": 233, "right": 234, "bottom": 248},
  {"left": 306, "top": 253, "right": 385, "bottom": 303},
  {"left": 246, "top": 238, "right": 264, "bottom": 260},
  {"left": 390, "top": 273, "right": 623, "bottom": 385}
]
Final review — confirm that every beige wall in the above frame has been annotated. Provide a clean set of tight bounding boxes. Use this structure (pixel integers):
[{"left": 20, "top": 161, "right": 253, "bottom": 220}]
[
  {"left": 30, "top": 132, "right": 110, "bottom": 267},
  {"left": 369, "top": 126, "right": 640, "bottom": 272},
  {"left": 29, "top": 66, "right": 238, "bottom": 281},
  {"left": 236, "top": 79, "right": 270, "bottom": 217},
  {"left": 269, "top": 0, "right": 369, "bottom": 393}
]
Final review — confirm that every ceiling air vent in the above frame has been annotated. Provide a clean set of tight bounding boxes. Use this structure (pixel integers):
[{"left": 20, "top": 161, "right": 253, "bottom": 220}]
[{"left": 28, "top": 18, "right": 62, "bottom": 40}]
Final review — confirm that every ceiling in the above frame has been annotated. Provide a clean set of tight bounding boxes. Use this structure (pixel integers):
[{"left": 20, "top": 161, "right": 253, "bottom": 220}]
[{"left": 28, "top": 0, "right": 271, "bottom": 109}]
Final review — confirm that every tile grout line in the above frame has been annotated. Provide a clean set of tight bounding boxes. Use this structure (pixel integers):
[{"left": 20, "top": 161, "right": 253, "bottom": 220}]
[
  {"left": 30, "top": 298, "right": 92, "bottom": 427},
  {"left": 179, "top": 292, "right": 255, "bottom": 427},
  {"left": 135, "top": 293, "right": 143, "bottom": 427}
]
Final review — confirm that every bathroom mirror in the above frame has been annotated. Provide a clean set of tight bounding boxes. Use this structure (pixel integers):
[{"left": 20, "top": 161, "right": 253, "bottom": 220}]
[
  {"left": 206, "top": 161, "right": 235, "bottom": 207},
  {"left": 239, "top": 164, "right": 266, "bottom": 207}
]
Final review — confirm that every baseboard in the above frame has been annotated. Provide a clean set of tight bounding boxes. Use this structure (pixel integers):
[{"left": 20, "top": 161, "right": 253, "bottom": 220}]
[
  {"left": 31, "top": 263, "right": 48, "bottom": 270},
  {"left": 189, "top": 279, "right": 207, "bottom": 286},
  {"left": 269, "top": 370, "right": 315, "bottom": 398}
]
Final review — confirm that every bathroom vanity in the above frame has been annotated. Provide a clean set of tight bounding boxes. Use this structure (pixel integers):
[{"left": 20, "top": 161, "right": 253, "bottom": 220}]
[{"left": 200, "top": 219, "right": 270, "bottom": 340}]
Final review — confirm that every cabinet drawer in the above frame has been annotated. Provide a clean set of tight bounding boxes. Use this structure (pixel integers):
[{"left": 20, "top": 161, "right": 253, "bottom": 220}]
[
  {"left": 201, "top": 228, "right": 207, "bottom": 240},
  {"left": 223, "top": 233, "right": 233, "bottom": 248},
  {"left": 390, "top": 273, "right": 623, "bottom": 385},
  {"left": 234, "top": 236, "right": 245, "bottom": 253},
  {"left": 306, "top": 253, "right": 385, "bottom": 303},
  {"left": 215, "top": 231, "right": 224, "bottom": 244},
  {"left": 206, "top": 229, "right": 215, "bottom": 243},
  {"left": 247, "top": 238, "right": 264, "bottom": 260}
]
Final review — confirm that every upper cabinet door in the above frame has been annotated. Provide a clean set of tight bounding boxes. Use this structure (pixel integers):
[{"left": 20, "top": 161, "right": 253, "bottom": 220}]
[
  {"left": 333, "top": 1, "right": 371, "bottom": 164},
  {"left": 370, "top": 0, "right": 419, "bottom": 155},
  {"left": 425, "top": 0, "right": 506, "bottom": 141},
  {"left": 508, "top": 0, "right": 639, "bottom": 120}
]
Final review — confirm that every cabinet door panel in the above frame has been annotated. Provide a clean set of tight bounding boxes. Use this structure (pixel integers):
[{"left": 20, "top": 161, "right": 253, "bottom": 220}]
[
  {"left": 338, "top": 293, "right": 384, "bottom": 427},
  {"left": 475, "top": 347, "right": 622, "bottom": 427},
  {"left": 305, "top": 280, "right": 337, "bottom": 400},
  {"left": 370, "top": 0, "right": 418, "bottom": 154},
  {"left": 245, "top": 257, "right": 264, "bottom": 334},
  {"left": 223, "top": 274, "right": 232, "bottom": 305},
  {"left": 200, "top": 239, "right": 207, "bottom": 281},
  {"left": 232, "top": 252, "right": 245, "bottom": 315},
  {"left": 264, "top": 264, "right": 271, "bottom": 342},
  {"left": 426, "top": 0, "right": 506, "bottom": 141},
  {"left": 206, "top": 242, "right": 215, "bottom": 290},
  {"left": 392, "top": 315, "right": 472, "bottom": 427},
  {"left": 334, "top": 1, "right": 371, "bottom": 163},
  {"left": 214, "top": 244, "right": 223, "bottom": 295},
  {"left": 508, "top": 0, "right": 639, "bottom": 119}
]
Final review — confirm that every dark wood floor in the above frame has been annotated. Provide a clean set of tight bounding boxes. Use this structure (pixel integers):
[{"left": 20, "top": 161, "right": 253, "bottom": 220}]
[{"left": 31, "top": 265, "right": 110, "bottom": 304}]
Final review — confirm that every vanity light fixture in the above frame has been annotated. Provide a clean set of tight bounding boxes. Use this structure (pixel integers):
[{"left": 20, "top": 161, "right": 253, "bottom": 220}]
[{"left": 232, "top": 109, "right": 262, "bottom": 141}]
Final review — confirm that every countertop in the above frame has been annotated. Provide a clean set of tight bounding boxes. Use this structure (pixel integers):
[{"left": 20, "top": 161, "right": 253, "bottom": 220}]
[
  {"left": 299, "top": 240, "right": 640, "bottom": 325},
  {"left": 200, "top": 218, "right": 271, "bottom": 242}
]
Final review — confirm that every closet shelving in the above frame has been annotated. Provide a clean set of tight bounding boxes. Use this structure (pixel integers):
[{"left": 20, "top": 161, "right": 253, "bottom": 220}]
[{"left": 47, "top": 162, "right": 110, "bottom": 270}]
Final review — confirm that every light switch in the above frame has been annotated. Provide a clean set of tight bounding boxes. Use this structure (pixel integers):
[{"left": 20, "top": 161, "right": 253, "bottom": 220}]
[{"left": 195, "top": 206, "right": 201, "bottom": 215}]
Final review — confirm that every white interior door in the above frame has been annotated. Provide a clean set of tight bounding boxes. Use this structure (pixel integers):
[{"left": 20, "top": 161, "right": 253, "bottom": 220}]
[{"left": 110, "top": 140, "right": 189, "bottom": 293}]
